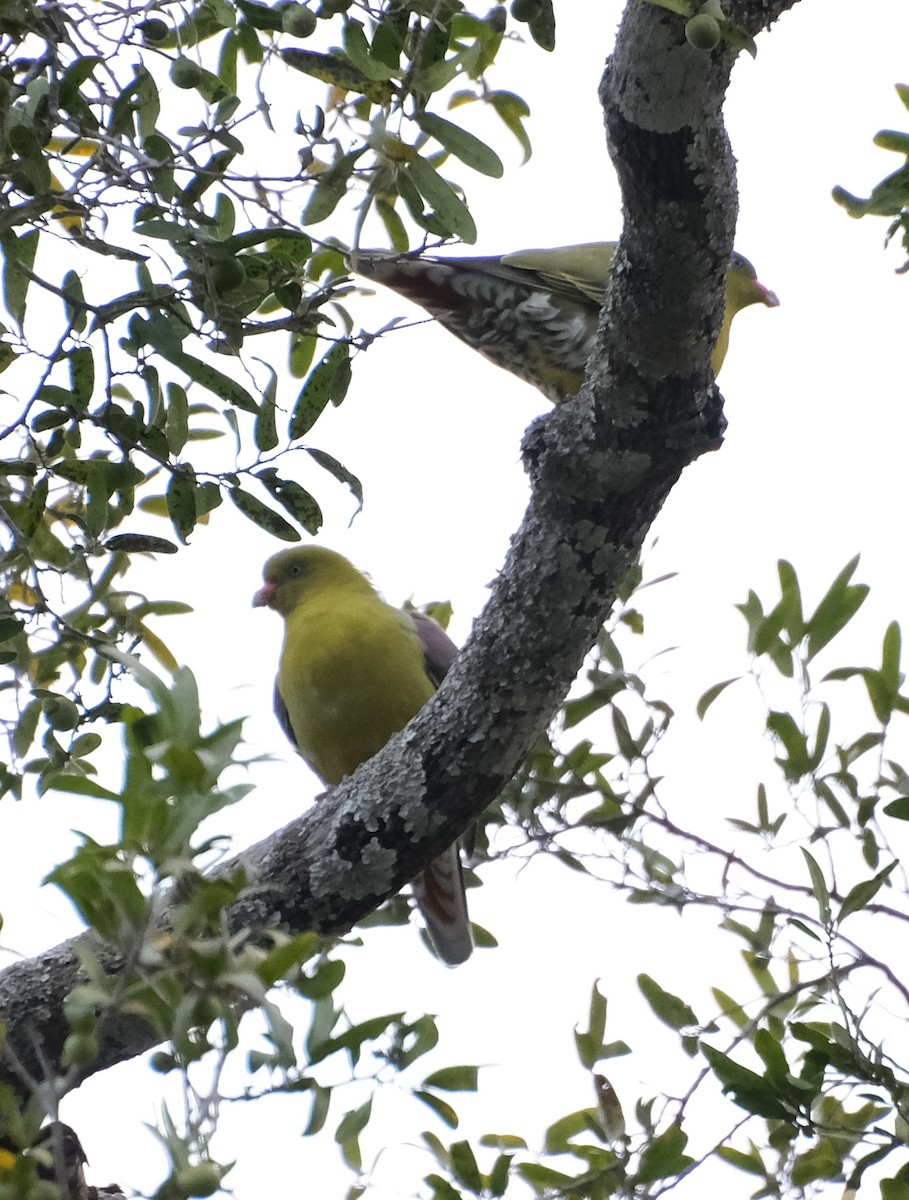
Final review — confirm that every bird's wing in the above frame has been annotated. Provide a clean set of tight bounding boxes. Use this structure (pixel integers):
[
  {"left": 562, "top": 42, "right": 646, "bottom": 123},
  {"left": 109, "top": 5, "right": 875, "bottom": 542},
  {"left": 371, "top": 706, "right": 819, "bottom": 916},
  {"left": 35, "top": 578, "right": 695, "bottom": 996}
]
[
  {"left": 500, "top": 242, "right": 616, "bottom": 304},
  {"left": 273, "top": 679, "right": 327, "bottom": 782},
  {"left": 355, "top": 244, "right": 615, "bottom": 309},
  {"left": 410, "top": 610, "right": 458, "bottom": 688}
]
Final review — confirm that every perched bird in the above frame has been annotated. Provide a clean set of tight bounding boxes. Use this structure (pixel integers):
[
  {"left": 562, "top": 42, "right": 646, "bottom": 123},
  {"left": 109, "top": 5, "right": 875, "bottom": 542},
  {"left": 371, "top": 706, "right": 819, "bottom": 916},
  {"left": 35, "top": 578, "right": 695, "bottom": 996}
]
[
  {"left": 353, "top": 243, "right": 779, "bottom": 403},
  {"left": 254, "top": 546, "right": 473, "bottom": 966}
]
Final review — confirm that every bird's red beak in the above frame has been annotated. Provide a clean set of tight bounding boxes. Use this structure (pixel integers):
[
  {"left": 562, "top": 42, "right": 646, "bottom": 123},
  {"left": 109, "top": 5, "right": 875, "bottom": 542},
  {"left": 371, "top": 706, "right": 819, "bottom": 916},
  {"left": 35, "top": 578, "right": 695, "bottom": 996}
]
[
  {"left": 756, "top": 281, "right": 780, "bottom": 308},
  {"left": 253, "top": 582, "right": 277, "bottom": 608}
]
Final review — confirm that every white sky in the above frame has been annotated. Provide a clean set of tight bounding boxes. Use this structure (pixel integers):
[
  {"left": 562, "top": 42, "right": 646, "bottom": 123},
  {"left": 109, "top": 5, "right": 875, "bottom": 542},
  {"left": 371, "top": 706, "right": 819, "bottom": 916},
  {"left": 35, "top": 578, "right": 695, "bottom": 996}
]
[{"left": 3, "top": 1, "right": 909, "bottom": 1196}]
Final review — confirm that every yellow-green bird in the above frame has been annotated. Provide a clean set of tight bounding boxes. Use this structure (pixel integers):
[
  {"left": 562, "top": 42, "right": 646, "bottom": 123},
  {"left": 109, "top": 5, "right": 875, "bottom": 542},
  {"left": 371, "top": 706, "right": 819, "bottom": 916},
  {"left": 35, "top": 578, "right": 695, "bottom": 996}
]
[
  {"left": 354, "top": 243, "right": 779, "bottom": 403},
  {"left": 254, "top": 545, "right": 473, "bottom": 966}
]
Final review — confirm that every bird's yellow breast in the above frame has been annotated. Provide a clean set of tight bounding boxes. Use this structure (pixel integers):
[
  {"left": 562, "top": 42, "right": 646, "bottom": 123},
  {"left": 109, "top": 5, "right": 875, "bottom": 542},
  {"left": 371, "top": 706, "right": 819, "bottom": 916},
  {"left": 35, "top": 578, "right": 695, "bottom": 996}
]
[{"left": 278, "top": 593, "right": 435, "bottom": 786}]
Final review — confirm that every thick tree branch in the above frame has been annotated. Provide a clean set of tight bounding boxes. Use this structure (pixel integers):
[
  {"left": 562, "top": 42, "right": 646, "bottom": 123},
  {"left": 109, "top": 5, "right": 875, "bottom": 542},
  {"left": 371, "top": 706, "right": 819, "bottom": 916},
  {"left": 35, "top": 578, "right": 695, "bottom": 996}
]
[{"left": 0, "top": 0, "right": 797, "bottom": 1100}]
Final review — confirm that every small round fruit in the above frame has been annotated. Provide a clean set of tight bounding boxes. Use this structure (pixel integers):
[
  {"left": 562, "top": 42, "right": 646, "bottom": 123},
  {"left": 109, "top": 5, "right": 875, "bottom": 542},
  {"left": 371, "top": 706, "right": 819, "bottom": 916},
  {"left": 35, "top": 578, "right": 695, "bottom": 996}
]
[
  {"left": 510, "top": 0, "right": 543, "bottom": 20},
  {"left": 150, "top": 1050, "right": 178, "bottom": 1073},
  {"left": 211, "top": 258, "right": 246, "bottom": 294},
  {"left": 282, "top": 3, "right": 318, "bottom": 36},
  {"left": 173, "top": 1164, "right": 222, "bottom": 1198},
  {"left": 170, "top": 56, "right": 203, "bottom": 89},
  {"left": 62, "top": 1031, "right": 100, "bottom": 1068},
  {"left": 139, "top": 18, "right": 169, "bottom": 42},
  {"left": 44, "top": 695, "right": 80, "bottom": 731},
  {"left": 685, "top": 12, "right": 721, "bottom": 50}
]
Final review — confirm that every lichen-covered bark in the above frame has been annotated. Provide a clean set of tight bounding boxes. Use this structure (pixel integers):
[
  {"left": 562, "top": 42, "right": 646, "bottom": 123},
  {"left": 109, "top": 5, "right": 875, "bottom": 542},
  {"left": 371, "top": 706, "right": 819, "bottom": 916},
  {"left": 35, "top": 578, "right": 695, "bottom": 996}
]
[{"left": 0, "top": 0, "right": 801, "bottom": 1097}]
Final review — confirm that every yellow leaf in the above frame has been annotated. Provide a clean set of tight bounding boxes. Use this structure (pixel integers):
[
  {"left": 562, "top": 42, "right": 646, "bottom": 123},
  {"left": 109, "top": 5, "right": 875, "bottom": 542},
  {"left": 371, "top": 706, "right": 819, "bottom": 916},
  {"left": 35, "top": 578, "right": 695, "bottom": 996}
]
[
  {"left": 136, "top": 622, "right": 179, "bottom": 674},
  {"left": 46, "top": 136, "right": 100, "bottom": 158},
  {"left": 138, "top": 495, "right": 170, "bottom": 518},
  {"left": 8, "top": 582, "right": 41, "bottom": 606},
  {"left": 49, "top": 169, "right": 83, "bottom": 235}
]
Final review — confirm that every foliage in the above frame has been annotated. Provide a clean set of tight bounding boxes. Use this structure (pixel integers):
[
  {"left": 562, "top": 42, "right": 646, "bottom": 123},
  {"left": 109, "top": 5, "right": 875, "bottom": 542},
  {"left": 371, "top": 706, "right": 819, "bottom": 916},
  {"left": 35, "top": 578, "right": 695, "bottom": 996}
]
[
  {"left": 379, "top": 557, "right": 909, "bottom": 1200},
  {"left": 833, "top": 83, "right": 909, "bottom": 271},
  {"left": 642, "top": 0, "right": 757, "bottom": 58},
  {"left": 0, "top": 0, "right": 534, "bottom": 810},
  {"left": 0, "top": 0, "right": 540, "bottom": 1191}
]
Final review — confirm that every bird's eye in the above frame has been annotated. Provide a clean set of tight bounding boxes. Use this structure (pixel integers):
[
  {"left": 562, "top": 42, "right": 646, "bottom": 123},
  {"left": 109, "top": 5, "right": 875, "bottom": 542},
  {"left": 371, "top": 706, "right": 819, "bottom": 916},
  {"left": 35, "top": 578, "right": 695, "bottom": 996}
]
[{"left": 289, "top": 563, "right": 303, "bottom": 577}]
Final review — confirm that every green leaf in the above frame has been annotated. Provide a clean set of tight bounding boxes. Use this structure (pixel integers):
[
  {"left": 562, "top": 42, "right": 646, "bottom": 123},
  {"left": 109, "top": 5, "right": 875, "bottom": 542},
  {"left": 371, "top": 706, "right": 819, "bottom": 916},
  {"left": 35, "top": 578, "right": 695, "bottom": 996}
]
[
  {"left": 516, "top": 1163, "right": 575, "bottom": 1190},
  {"left": 288, "top": 343, "right": 351, "bottom": 438},
  {"left": 335, "top": 1098, "right": 372, "bottom": 1170},
  {"left": 343, "top": 20, "right": 399, "bottom": 81},
  {"left": 712, "top": 988, "right": 748, "bottom": 1029},
  {"left": 696, "top": 677, "right": 740, "bottom": 719},
  {"left": 638, "top": 975, "right": 698, "bottom": 1032},
  {"left": 574, "top": 981, "right": 608, "bottom": 1068},
  {"left": 296, "top": 957, "right": 346, "bottom": 1000},
  {"left": 805, "top": 555, "right": 868, "bottom": 660},
  {"left": 700, "top": 1044, "right": 793, "bottom": 1119},
  {"left": 487, "top": 1152, "right": 512, "bottom": 1198},
  {"left": 256, "top": 469, "right": 322, "bottom": 535},
  {"left": 636, "top": 1121, "right": 693, "bottom": 1184},
  {"left": 161, "top": 382, "right": 187, "bottom": 454},
  {"left": 883, "top": 795, "right": 909, "bottom": 821},
  {"left": 104, "top": 534, "right": 179, "bottom": 555},
  {"left": 525, "top": 0, "right": 555, "bottom": 51},
  {"left": 753, "top": 1027, "right": 790, "bottom": 1083},
  {"left": 790, "top": 1140, "right": 843, "bottom": 1186},
  {"left": 376, "top": 198, "right": 409, "bottom": 252},
  {"left": 415, "top": 112, "right": 504, "bottom": 178},
  {"left": 414, "top": 1090, "right": 460, "bottom": 1128},
  {"left": 838, "top": 862, "right": 897, "bottom": 922},
  {"left": 488, "top": 91, "right": 532, "bottom": 163},
  {"left": 303, "top": 156, "right": 361, "bottom": 226},
  {"left": 874, "top": 129, "right": 909, "bottom": 154},
  {"left": 767, "top": 710, "right": 810, "bottom": 780},
  {"left": 254, "top": 368, "right": 279, "bottom": 452},
  {"left": 448, "top": 1141, "right": 482, "bottom": 1192},
  {"left": 544, "top": 1108, "right": 599, "bottom": 1153},
  {"left": 715, "top": 1145, "right": 766, "bottom": 1177},
  {"left": 46, "top": 776, "right": 120, "bottom": 801},
  {"left": 405, "top": 157, "right": 477, "bottom": 243},
  {"left": 166, "top": 471, "right": 197, "bottom": 543},
  {"left": 68, "top": 347, "right": 95, "bottom": 407},
  {"left": 423, "top": 1066, "right": 479, "bottom": 1092},
  {"left": 137, "top": 317, "right": 258, "bottom": 412},
  {"left": 2, "top": 230, "right": 40, "bottom": 327},
  {"left": 229, "top": 487, "right": 300, "bottom": 541},
  {"left": 256, "top": 933, "right": 320, "bottom": 987},
  {"left": 801, "top": 848, "right": 831, "bottom": 925},
  {"left": 282, "top": 49, "right": 394, "bottom": 104},
  {"left": 302, "top": 1084, "right": 331, "bottom": 1136},
  {"left": 424, "top": 1175, "right": 463, "bottom": 1200}
]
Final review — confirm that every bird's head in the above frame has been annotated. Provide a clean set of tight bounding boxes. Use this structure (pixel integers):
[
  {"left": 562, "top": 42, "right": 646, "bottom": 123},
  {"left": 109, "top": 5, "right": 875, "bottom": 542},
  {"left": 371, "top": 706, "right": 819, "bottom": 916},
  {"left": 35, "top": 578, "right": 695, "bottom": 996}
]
[
  {"left": 727, "top": 252, "right": 780, "bottom": 313},
  {"left": 253, "top": 546, "right": 373, "bottom": 616}
]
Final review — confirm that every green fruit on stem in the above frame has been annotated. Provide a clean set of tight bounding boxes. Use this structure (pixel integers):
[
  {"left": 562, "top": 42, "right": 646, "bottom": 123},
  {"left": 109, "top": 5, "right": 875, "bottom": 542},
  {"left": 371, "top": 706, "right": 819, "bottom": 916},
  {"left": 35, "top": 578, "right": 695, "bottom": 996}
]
[
  {"left": 685, "top": 12, "right": 721, "bottom": 50},
  {"left": 139, "top": 18, "right": 169, "bottom": 42},
  {"left": 174, "top": 1164, "right": 223, "bottom": 1198},
  {"left": 211, "top": 258, "right": 246, "bottom": 293},
  {"left": 62, "top": 1031, "right": 99, "bottom": 1068},
  {"left": 44, "top": 695, "right": 80, "bottom": 731},
  {"left": 171, "top": 56, "right": 203, "bottom": 89},
  {"left": 510, "top": 0, "right": 543, "bottom": 21},
  {"left": 282, "top": 3, "right": 318, "bottom": 36}
]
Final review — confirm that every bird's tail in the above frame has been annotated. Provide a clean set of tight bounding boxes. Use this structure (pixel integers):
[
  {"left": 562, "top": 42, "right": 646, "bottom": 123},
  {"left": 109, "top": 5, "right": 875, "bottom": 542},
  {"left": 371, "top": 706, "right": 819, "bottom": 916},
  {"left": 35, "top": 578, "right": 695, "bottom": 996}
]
[{"left": 411, "top": 844, "right": 473, "bottom": 966}]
